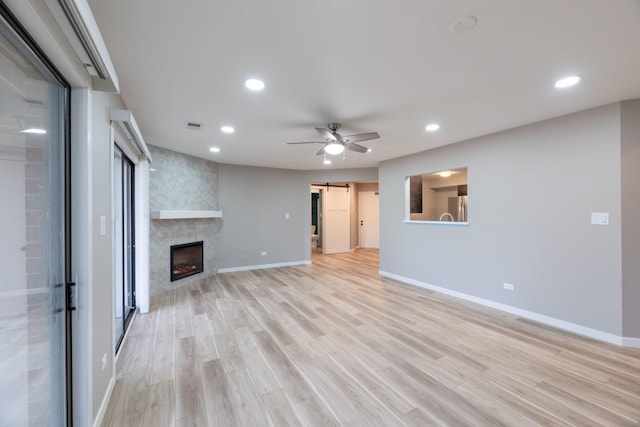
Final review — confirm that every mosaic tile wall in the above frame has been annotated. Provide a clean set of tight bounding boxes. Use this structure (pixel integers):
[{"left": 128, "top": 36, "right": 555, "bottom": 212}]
[{"left": 149, "top": 145, "right": 220, "bottom": 295}]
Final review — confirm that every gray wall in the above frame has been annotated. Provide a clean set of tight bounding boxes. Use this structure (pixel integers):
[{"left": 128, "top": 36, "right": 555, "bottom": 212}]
[
  {"left": 148, "top": 145, "right": 220, "bottom": 294},
  {"left": 621, "top": 99, "right": 640, "bottom": 338},
  {"left": 217, "top": 165, "right": 379, "bottom": 268},
  {"left": 218, "top": 164, "right": 308, "bottom": 268},
  {"left": 305, "top": 167, "right": 378, "bottom": 184},
  {"left": 379, "top": 103, "right": 623, "bottom": 335}
]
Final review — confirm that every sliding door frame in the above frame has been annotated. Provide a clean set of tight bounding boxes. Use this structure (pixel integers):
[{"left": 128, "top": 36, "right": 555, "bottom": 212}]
[
  {"left": 0, "top": 3, "right": 73, "bottom": 425},
  {"left": 114, "top": 144, "right": 136, "bottom": 352}
]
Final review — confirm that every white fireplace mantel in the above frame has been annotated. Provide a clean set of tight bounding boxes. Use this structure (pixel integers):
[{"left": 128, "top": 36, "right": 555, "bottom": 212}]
[{"left": 150, "top": 210, "right": 222, "bottom": 220}]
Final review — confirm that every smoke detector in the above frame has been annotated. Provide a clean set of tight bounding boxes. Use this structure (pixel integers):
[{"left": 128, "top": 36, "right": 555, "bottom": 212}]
[{"left": 450, "top": 15, "right": 478, "bottom": 34}]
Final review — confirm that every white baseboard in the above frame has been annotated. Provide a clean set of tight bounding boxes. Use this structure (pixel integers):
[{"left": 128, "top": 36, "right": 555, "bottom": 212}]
[
  {"left": 93, "top": 376, "right": 115, "bottom": 427},
  {"left": 622, "top": 337, "right": 640, "bottom": 348},
  {"left": 115, "top": 310, "right": 136, "bottom": 365},
  {"left": 218, "top": 260, "right": 311, "bottom": 273},
  {"left": 96, "top": 310, "right": 137, "bottom": 426},
  {"left": 379, "top": 270, "right": 631, "bottom": 347}
]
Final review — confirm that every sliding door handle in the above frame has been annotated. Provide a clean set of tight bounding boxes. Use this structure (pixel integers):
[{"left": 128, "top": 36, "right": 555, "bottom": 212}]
[{"left": 67, "top": 282, "right": 77, "bottom": 311}]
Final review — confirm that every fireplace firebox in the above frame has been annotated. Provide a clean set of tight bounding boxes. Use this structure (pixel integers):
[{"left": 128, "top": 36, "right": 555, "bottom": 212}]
[{"left": 170, "top": 241, "right": 203, "bottom": 281}]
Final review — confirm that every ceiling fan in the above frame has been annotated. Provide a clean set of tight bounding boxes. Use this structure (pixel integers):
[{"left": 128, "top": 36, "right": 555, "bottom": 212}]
[{"left": 286, "top": 123, "right": 380, "bottom": 156}]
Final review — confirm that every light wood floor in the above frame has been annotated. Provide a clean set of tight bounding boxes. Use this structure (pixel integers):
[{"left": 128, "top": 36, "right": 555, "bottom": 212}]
[{"left": 103, "top": 249, "right": 640, "bottom": 426}]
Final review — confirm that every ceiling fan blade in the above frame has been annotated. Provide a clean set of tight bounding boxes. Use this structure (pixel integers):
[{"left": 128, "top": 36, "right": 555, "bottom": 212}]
[
  {"left": 346, "top": 143, "right": 369, "bottom": 153},
  {"left": 286, "top": 141, "right": 324, "bottom": 145},
  {"left": 316, "top": 146, "right": 326, "bottom": 156},
  {"left": 343, "top": 132, "right": 380, "bottom": 143},
  {"left": 315, "top": 127, "right": 337, "bottom": 140}
]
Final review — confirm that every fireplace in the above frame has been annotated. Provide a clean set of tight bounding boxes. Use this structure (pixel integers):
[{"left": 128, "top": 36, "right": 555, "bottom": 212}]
[{"left": 170, "top": 241, "right": 203, "bottom": 281}]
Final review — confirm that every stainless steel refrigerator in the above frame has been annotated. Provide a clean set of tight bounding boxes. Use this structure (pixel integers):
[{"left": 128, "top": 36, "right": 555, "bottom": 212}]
[{"left": 447, "top": 195, "right": 468, "bottom": 222}]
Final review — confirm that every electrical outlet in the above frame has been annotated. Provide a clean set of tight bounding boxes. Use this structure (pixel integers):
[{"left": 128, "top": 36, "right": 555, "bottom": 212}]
[
  {"left": 101, "top": 352, "right": 107, "bottom": 371},
  {"left": 261, "top": 251, "right": 267, "bottom": 256},
  {"left": 503, "top": 283, "right": 515, "bottom": 291}
]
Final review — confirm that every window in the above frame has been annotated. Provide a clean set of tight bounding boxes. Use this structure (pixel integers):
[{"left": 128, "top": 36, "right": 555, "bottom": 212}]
[{"left": 406, "top": 167, "right": 468, "bottom": 223}]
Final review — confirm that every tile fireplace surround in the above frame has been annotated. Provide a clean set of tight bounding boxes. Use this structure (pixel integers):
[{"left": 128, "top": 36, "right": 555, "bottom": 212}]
[{"left": 149, "top": 145, "right": 220, "bottom": 295}]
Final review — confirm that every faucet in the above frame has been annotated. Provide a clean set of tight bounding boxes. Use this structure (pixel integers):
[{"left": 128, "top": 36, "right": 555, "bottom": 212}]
[{"left": 439, "top": 212, "right": 454, "bottom": 222}]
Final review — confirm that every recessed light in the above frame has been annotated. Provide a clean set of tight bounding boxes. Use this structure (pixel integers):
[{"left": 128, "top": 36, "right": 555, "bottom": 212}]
[
  {"left": 323, "top": 158, "right": 332, "bottom": 165},
  {"left": 220, "top": 126, "right": 235, "bottom": 134},
  {"left": 209, "top": 147, "right": 220, "bottom": 153},
  {"left": 439, "top": 171, "right": 452, "bottom": 178},
  {"left": 554, "top": 75, "right": 581, "bottom": 89},
  {"left": 366, "top": 148, "right": 372, "bottom": 153},
  {"left": 425, "top": 123, "right": 440, "bottom": 132},
  {"left": 245, "top": 78, "right": 265, "bottom": 91},
  {"left": 21, "top": 128, "right": 47, "bottom": 134},
  {"left": 150, "top": 168, "right": 156, "bottom": 172}
]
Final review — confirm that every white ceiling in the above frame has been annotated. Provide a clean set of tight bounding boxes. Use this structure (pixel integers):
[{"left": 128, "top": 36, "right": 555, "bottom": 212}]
[{"left": 87, "top": 0, "right": 640, "bottom": 171}]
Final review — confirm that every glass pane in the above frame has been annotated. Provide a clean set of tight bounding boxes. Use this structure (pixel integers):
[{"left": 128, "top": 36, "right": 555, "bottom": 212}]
[
  {"left": 114, "top": 147, "right": 135, "bottom": 351},
  {"left": 114, "top": 148, "right": 124, "bottom": 347},
  {"left": 0, "top": 14, "right": 67, "bottom": 426},
  {"left": 123, "top": 160, "right": 134, "bottom": 318}
]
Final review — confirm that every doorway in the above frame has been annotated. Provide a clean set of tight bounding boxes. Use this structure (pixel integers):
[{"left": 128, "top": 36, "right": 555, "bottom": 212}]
[
  {"left": 321, "top": 186, "right": 351, "bottom": 254},
  {"left": 311, "top": 190, "right": 320, "bottom": 250},
  {"left": 310, "top": 182, "right": 380, "bottom": 258},
  {"left": 358, "top": 191, "right": 380, "bottom": 248},
  {"left": 114, "top": 146, "right": 136, "bottom": 351}
]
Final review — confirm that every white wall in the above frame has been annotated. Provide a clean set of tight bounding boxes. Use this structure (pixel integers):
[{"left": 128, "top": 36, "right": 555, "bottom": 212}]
[
  {"left": 380, "top": 103, "right": 624, "bottom": 337},
  {"left": 90, "top": 91, "right": 127, "bottom": 420},
  {"left": 70, "top": 88, "right": 92, "bottom": 427}
]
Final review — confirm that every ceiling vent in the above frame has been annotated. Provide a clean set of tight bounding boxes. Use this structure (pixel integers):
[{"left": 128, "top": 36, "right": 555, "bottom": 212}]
[
  {"left": 43, "top": 0, "right": 119, "bottom": 92},
  {"left": 110, "top": 109, "right": 152, "bottom": 161},
  {"left": 185, "top": 121, "right": 204, "bottom": 130}
]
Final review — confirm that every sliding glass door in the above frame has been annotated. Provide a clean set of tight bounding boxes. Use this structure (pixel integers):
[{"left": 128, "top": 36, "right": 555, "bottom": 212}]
[
  {"left": 114, "top": 146, "right": 135, "bottom": 350},
  {"left": 0, "top": 5, "right": 70, "bottom": 425}
]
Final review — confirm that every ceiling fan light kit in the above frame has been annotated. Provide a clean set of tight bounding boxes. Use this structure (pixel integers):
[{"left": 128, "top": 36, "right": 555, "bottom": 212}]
[
  {"left": 286, "top": 122, "right": 380, "bottom": 160},
  {"left": 324, "top": 142, "right": 345, "bottom": 155}
]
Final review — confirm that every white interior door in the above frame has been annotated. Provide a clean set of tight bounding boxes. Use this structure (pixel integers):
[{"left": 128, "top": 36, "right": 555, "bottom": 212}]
[
  {"left": 322, "top": 187, "right": 350, "bottom": 254},
  {"left": 358, "top": 191, "right": 380, "bottom": 248}
]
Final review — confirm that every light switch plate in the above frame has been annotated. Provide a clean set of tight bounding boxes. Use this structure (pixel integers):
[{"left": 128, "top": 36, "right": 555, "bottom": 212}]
[
  {"left": 100, "top": 216, "right": 106, "bottom": 235},
  {"left": 591, "top": 212, "right": 609, "bottom": 225}
]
